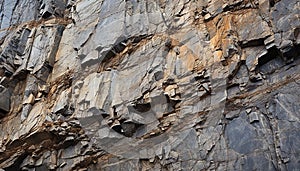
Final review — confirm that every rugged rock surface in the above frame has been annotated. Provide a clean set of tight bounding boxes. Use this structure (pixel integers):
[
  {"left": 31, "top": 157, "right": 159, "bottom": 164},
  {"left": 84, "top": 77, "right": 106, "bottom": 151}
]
[{"left": 0, "top": 0, "right": 300, "bottom": 170}]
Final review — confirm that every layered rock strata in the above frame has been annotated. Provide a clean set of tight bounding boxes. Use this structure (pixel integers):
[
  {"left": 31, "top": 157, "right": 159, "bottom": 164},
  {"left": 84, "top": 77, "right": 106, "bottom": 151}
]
[{"left": 0, "top": 0, "right": 300, "bottom": 170}]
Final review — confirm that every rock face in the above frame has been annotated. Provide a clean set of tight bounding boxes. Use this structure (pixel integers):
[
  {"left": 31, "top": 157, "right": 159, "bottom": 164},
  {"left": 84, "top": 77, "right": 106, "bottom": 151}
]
[{"left": 0, "top": 0, "right": 300, "bottom": 170}]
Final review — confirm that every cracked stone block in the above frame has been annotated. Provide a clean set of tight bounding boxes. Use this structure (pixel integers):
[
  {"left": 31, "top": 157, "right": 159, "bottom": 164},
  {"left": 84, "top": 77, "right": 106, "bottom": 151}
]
[
  {"left": 40, "top": 0, "right": 66, "bottom": 18},
  {"left": 0, "top": 88, "right": 10, "bottom": 114},
  {"left": 248, "top": 111, "right": 259, "bottom": 123}
]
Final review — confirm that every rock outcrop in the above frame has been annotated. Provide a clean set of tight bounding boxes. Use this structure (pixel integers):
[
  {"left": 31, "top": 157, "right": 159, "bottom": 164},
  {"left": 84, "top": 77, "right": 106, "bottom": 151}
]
[{"left": 0, "top": 0, "right": 300, "bottom": 170}]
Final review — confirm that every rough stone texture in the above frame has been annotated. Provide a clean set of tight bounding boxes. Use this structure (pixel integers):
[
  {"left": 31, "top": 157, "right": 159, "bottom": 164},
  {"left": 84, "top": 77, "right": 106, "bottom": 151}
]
[{"left": 0, "top": 0, "right": 300, "bottom": 170}]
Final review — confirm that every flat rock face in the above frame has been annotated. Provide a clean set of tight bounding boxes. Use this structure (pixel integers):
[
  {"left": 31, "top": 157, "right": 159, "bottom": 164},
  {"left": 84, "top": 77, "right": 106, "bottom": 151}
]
[{"left": 0, "top": 0, "right": 300, "bottom": 170}]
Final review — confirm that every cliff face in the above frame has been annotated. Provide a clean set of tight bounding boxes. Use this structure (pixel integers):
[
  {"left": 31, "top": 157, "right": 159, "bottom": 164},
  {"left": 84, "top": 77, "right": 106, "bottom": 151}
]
[{"left": 0, "top": 0, "right": 300, "bottom": 170}]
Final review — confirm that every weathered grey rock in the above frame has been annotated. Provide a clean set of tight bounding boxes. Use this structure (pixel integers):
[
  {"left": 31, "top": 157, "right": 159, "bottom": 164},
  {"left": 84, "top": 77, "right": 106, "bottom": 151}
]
[
  {"left": 0, "top": 0, "right": 40, "bottom": 40},
  {"left": 248, "top": 111, "right": 259, "bottom": 123},
  {"left": 0, "top": 0, "right": 300, "bottom": 170},
  {"left": 236, "top": 10, "right": 272, "bottom": 46},
  {"left": 0, "top": 87, "right": 10, "bottom": 114},
  {"left": 52, "top": 88, "right": 71, "bottom": 114},
  {"left": 226, "top": 113, "right": 266, "bottom": 155},
  {"left": 271, "top": 0, "right": 300, "bottom": 58},
  {"left": 40, "top": 0, "right": 65, "bottom": 18},
  {"left": 27, "top": 25, "right": 64, "bottom": 74}
]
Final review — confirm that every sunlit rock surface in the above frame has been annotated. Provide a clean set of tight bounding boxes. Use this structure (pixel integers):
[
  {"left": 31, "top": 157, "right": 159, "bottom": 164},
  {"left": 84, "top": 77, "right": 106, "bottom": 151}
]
[{"left": 0, "top": 0, "right": 300, "bottom": 170}]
